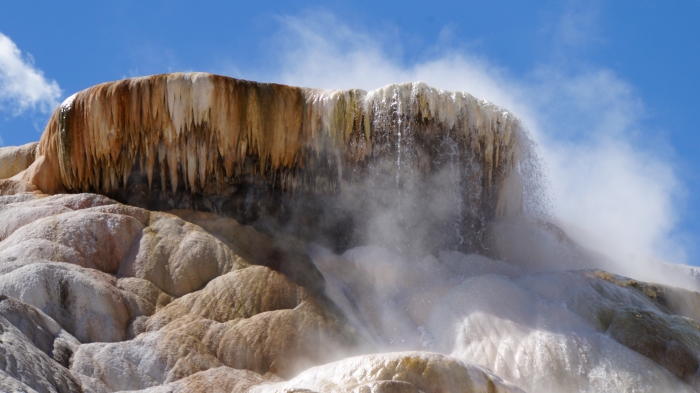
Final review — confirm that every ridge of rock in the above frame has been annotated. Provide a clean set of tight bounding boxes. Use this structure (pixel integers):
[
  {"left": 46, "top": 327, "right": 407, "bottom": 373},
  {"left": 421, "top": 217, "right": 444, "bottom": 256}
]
[{"left": 16, "top": 73, "right": 532, "bottom": 253}]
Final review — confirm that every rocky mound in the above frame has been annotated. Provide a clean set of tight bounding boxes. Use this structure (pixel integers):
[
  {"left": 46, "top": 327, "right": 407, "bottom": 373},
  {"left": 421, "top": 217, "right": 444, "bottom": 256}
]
[
  {"left": 0, "top": 142, "right": 37, "bottom": 180},
  {"left": 15, "top": 73, "right": 531, "bottom": 253},
  {"left": 0, "top": 179, "right": 526, "bottom": 392},
  {"left": 2, "top": 75, "right": 700, "bottom": 392}
]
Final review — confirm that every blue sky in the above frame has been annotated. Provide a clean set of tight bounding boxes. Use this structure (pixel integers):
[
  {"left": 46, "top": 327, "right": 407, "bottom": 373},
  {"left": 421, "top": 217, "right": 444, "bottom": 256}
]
[{"left": 1, "top": 1, "right": 699, "bottom": 266}]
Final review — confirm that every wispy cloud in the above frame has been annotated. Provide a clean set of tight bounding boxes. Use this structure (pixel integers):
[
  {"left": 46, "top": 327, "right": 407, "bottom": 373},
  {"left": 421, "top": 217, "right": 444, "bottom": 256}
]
[
  {"left": 0, "top": 32, "right": 61, "bottom": 116},
  {"left": 555, "top": 0, "right": 603, "bottom": 49},
  {"left": 258, "top": 10, "right": 686, "bottom": 266}
]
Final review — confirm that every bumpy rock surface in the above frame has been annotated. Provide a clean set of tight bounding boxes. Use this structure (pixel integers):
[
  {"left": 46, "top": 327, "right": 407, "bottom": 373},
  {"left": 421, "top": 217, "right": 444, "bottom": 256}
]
[
  {"left": 0, "top": 295, "right": 84, "bottom": 393},
  {"left": 0, "top": 186, "right": 345, "bottom": 391},
  {"left": 3, "top": 170, "right": 700, "bottom": 392},
  {"left": 255, "top": 352, "right": 525, "bottom": 393},
  {"left": 3, "top": 75, "right": 700, "bottom": 393},
  {"left": 0, "top": 182, "right": 542, "bottom": 392},
  {"left": 0, "top": 142, "right": 37, "bottom": 179},
  {"left": 310, "top": 245, "right": 700, "bottom": 393}
]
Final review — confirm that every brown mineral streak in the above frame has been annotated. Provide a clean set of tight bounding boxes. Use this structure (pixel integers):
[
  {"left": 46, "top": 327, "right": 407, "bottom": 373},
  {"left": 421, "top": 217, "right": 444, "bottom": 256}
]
[{"left": 34, "top": 72, "right": 521, "bottom": 203}]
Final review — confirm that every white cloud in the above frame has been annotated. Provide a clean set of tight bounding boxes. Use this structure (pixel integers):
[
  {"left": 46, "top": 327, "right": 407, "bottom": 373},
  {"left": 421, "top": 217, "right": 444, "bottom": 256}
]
[
  {"left": 0, "top": 32, "right": 61, "bottom": 115},
  {"left": 261, "top": 12, "right": 686, "bottom": 266}
]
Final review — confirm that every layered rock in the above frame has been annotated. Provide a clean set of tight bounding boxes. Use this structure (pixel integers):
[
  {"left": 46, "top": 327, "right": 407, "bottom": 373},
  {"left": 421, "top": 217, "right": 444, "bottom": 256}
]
[
  {"left": 256, "top": 352, "right": 525, "bottom": 392},
  {"left": 2, "top": 75, "right": 700, "bottom": 393},
  {"left": 312, "top": 246, "right": 700, "bottom": 392},
  {"left": 0, "top": 142, "right": 37, "bottom": 179},
  {"left": 0, "top": 295, "right": 84, "bottom": 393},
  {"left": 0, "top": 185, "right": 358, "bottom": 391},
  {"left": 0, "top": 183, "right": 543, "bottom": 392},
  {"left": 2, "top": 183, "right": 697, "bottom": 392},
  {"left": 26, "top": 74, "right": 520, "bottom": 196},
  {"left": 17, "top": 73, "right": 533, "bottom": 253}
]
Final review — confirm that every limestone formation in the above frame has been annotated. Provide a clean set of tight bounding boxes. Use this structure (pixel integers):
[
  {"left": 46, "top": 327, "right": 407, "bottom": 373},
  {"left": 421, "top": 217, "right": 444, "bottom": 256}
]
[
  {"left": 0, "top": 295, "right": 84, "bottom": 393},
  {"left": 255, "top": 352, "right": 525, "bottom": 392},
  {"left": 25, "top": 75, "right": 520, "bottom": 197},
  {"left": 16, "top": 73, "right": 533, "bottom": 254},
  {"left": 2, "top": 75, "right": 700, "bottom": 392},
  {"left": 0, "top": 142, "right": 37, "bottom": 179},
  {"left": 120, "top": 367, "right": 270, "bottom": 393},
  {"left": 0, "top": 178, "right": 40, "bottom": 197},
  {"left": 0, "top": 185, "right": 366, "bottom": 392}
]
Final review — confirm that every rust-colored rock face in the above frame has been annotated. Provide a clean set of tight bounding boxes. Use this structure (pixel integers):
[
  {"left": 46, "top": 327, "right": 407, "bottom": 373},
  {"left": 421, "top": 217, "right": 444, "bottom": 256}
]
[
  {"left": 20, "top": 73, "right": 530, "bottom": 253},
  {"left": 32, "top": 73, "right": 520, "bottom": 195}
]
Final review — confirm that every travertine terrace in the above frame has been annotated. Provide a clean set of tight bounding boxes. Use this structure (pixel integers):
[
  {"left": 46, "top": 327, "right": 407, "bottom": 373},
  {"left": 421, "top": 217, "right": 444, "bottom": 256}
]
[
  {"left": 30, "top": 73, "right": 520, "bottom": 195},
  {"left": 3, "top": 74, "right": 700, "bottom": 392},
  {"left": 19, "top": 72, "right": 527, "bottom": 252}
]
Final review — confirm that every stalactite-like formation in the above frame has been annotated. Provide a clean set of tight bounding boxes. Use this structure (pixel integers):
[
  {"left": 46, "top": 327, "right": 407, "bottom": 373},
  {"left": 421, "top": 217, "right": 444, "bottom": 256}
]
[
  {"left": 36, "top": 73, "right": 520, "bottom": 194},
  {"left": 29, "top": 73, "right": 529, "bottom": 252}
]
